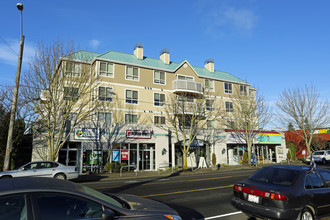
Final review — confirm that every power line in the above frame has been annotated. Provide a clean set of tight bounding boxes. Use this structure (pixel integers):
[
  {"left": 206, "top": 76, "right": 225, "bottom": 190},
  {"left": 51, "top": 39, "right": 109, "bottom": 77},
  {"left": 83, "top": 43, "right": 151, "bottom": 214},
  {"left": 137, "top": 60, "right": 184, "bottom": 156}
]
[{"left": 0, "top": 36, "right": 18, "bottom": 57}]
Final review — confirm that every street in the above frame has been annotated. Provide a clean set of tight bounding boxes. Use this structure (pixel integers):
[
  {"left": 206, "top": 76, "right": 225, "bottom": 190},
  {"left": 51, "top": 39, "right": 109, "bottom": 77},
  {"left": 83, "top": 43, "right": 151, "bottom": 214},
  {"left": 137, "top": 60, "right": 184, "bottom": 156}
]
[{"left": 82, "top": 169, "right": 256, "bottom": 220}]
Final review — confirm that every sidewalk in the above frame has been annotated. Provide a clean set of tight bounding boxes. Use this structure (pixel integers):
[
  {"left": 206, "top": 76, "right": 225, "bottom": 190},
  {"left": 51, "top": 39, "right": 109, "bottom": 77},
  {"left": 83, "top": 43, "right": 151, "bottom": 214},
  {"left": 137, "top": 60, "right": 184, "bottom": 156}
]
[{"left": 74, "top": 161, "right": 304, "bottom": 182}]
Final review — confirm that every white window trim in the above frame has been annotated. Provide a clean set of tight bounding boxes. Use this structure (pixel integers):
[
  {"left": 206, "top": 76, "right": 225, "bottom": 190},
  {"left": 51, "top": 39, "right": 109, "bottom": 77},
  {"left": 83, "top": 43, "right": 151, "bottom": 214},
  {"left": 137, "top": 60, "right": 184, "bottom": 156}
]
[
  {"left": 154, "top": 115, "right": 166, "bottom": 125},
  {"left": 125, "top": 89, "right": 139, "bottom": 105},
  {"left": 124, "top": 113, "right": 138, "bottom": 124},
  {"left": 206, "top": 99, "right": 215, "bottom": 111},
  {"left": 64, "top": 62, "right": 81, "bottom": 77},
  {"left": 99, "top": 61, "right": 115, "bottom": 78},
  {"left": 225, "top": 101, "right": 234, "bottom": 112},
  {"left": 153, "top": 92, "right": 166, "bottom": 107},
  {"left": 224, "top": 82, "right": 233, "bottom": 94},
  {"left": 153, "top": 70, "right": 166, "bottom": 85},
  {"left": 205, "top": 79, "right": 215, "bottom": 92},
  {"left": 177, "top": 74, "right": 194, "bottom": 80},
  {"left": 97, "top": 112, "right": 112, "bottom": 123},
  {"left": 125, "top": 65, "right": 140, "bottom": 82},
  {"left": 98, "top": 86, "right": 113, "bottom": 102}
]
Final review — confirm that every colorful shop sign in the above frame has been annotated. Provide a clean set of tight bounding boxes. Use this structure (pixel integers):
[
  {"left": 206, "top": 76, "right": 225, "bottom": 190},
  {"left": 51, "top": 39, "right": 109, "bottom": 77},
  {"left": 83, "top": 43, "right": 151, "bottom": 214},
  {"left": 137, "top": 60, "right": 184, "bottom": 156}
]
[{"left": 75, "top": 128, "right": 98, "bottom": 140}]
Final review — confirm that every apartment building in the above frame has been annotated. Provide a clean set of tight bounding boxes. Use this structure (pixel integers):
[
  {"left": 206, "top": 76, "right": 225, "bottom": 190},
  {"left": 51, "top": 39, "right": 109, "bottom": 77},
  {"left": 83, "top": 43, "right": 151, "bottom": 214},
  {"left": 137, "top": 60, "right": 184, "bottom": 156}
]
[{"left": 32, "top": 43, "right": 286, "bottom": 173}]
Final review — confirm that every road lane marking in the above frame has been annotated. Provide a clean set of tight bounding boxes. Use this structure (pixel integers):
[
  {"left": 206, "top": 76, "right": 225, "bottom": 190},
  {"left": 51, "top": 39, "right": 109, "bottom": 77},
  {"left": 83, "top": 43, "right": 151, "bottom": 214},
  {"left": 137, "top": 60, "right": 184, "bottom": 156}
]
[
  {"left": 141, "top": 184, "right": 234, "bottom": 197},
  {"left": 204, "top": 211, "right": 242, "bottom": 219}
]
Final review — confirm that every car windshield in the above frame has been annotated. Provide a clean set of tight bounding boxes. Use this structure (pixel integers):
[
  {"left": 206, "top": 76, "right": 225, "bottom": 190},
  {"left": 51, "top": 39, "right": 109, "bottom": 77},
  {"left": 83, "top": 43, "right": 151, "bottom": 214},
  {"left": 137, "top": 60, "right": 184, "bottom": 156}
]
[
  {"left": 248, "top": 167, "right": 298, "bottom": 186},
  {"left": 77, "top": 184, "right": 123, "bottom": 208},
  {"left": 313, "top": 151, "right": 324, "bottom": 155}
]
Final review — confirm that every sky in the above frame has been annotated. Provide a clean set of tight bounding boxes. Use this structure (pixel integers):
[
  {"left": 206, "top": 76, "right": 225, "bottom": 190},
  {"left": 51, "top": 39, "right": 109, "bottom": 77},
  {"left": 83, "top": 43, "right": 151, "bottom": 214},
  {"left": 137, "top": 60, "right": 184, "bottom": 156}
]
[{"left": 1, "top": 0, "right": 329, "bottom": 128}]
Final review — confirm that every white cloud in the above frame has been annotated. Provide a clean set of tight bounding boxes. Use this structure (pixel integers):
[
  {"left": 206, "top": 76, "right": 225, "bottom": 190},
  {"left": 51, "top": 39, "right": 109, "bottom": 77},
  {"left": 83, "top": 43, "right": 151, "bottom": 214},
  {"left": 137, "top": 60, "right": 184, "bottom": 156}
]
[
  {"left": 222, "top": 8, "right": 257, "bottom": 30},
  {"left": 195, "top": 2, "right": 258, "bottom": 38},
  {"left": 0, "top": 38, "right": 35, "bottom": 66},
  {"left": 89, "top": 39, "right": 101, "bottom": 50}
]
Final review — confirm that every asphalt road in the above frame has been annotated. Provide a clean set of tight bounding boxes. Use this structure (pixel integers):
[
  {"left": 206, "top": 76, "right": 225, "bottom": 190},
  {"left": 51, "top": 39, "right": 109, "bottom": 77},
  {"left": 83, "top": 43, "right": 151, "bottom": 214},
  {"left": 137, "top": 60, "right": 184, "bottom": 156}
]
[{"left": 82, "top": 169, "right": 257, "bottom": 220}]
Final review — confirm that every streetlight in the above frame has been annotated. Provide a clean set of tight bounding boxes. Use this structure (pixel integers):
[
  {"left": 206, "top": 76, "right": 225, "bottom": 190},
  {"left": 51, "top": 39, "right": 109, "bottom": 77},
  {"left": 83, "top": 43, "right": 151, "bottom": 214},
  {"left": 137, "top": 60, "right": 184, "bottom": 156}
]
[{"left": 3, "top": 3, "right": 25, "bottom": 171}]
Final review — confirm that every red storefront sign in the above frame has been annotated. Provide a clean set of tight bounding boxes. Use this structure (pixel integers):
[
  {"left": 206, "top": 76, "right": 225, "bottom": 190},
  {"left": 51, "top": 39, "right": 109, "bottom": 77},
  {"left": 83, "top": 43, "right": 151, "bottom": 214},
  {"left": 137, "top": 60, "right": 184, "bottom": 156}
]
[
  {"left": 121, "top": 150, "right": 129, "bottom": 160},
  {"left": 126, "top": 130, "right": 152, "bottom": 139}
]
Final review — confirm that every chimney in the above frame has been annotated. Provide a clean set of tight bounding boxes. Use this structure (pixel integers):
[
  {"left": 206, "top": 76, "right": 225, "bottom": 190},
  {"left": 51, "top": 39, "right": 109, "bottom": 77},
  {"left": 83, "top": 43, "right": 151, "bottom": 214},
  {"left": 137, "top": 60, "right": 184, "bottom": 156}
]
[
  {"left": 134, "top": 42, "right": 144, "bottom": 59},
  {"left": 204, "top": 58, "right": 214, "bottom": 73},
  {"left": 160, "top": 48, "right": 170, "bottom": 64}
]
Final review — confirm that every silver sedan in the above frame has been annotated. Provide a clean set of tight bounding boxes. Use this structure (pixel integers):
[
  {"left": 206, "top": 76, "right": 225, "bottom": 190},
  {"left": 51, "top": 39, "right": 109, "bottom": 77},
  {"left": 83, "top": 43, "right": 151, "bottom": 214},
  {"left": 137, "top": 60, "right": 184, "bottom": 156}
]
[{"left": 0, "top": 161, "right": 78, "bottom": 180}]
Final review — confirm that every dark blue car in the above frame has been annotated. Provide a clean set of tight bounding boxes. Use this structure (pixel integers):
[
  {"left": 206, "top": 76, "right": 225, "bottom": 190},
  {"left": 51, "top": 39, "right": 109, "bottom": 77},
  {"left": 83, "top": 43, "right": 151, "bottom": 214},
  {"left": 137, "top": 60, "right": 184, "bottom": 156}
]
[{"left": 231, "top": 165, "right": 330, "bottom": 220}]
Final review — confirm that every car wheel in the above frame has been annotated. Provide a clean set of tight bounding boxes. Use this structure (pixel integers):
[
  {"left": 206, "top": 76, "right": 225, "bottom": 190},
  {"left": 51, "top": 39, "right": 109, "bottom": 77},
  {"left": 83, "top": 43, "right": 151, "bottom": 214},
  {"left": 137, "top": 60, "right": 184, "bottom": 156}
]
[
  {"left": 298, "top": 208, "right": 314, "bottom": 220},
  {"left": 54, "top": 174, "right": 66, "bottom": 180},
  {"left": 0, "top": 176, "right": 12, "bottom": 179},
  {"left": 322, "top": 158, "right": 326, "bottom": 165}
]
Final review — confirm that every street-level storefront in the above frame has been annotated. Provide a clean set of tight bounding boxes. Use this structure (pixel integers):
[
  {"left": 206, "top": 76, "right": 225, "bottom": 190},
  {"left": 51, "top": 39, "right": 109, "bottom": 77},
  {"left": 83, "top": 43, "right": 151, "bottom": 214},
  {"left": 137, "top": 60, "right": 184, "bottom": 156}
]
[
  {"left": 226, "top": 131, "right": 287, "bottom": 165},
  {"left": 58, "top": 125, "right": 171, "bottom": 174}
]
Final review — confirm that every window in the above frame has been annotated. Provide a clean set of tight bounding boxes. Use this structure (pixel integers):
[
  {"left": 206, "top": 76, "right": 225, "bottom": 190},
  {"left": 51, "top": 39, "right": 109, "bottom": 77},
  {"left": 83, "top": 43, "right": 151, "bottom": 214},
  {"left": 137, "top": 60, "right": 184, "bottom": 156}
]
[
  {"left": 306, "top": 172, "right": 324, "bottom": 189},
  {"left": 224, "top": 82, "right": 232, "bottom": 94},
  {"left": 206, "top": 99, "right": 214, "bottom": 111},
  {"left": 125, "top": 114, "right": 138, "bottom": 123},
  {"left": 154, "top": 71, "right": 165, "bottom": 84},
  {"left": 178, "top": 75, "right": 193, "bottom": 81},
  {"left": 225, "top": 101, "right": 233, "bottom": 112},
  {"left": 36, "top": 193, "right": 102, "bottom": 219},
  {"left": 154, "top": 93, "right": 165, "bottom": 106},
  {"left": 97, "top": 112, "right": 112, "bottom": 122},
  {"left": 126, "top": 66, "right": 139, "bottom": 81},
  {"left": 98, "top": 87, "right": 113, "bottom": 101},
  {"left": 99, "top": 62, "right": 114, "bottom": 77},
  {"left": 65, "top": 62, "right": 81, "bottom": 77},
  {"left": 125, "top": 90, "right": 138, "bottom": 104},
  {"left": 154, "top": 116, "right": 165, "bottom": 125},
  {"left": 64, "top": 87, "right": 79, "bottom": 101},
  {"left": 205, "top": 79, "right": 214, "bottom": 91},
  {"left": 0, "top": 194, "right": 26, "bottom": 219},
  {"left": 177, "top": 95, "right": 194, "bottom": 103},
  {"left": 207, "top": 120, "right": 216, "bottom": 129},
  {"left": 240, "top": 85, "right": 247, "bottom": 96}
]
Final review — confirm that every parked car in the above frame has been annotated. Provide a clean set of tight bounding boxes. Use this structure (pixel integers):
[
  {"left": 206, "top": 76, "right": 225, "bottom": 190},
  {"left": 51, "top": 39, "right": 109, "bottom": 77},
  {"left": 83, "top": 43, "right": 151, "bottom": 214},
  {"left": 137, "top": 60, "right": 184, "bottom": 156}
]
[
  {"left": 0, "top": 177, "right": 182, "bottom": 220},
  {"left": 306, "top": 150, "right": 330, "bottom": 164},
  {"left": 231, "top": 165, "right": 330, "bottom": 220},
  {"left": 0, "top": 161, "right": 78, "bottom": 180}
]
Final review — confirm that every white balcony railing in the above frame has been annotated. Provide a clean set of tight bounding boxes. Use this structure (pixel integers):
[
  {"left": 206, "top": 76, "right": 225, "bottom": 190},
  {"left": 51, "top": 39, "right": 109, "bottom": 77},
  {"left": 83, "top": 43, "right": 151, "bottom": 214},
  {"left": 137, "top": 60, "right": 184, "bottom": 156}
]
[{"left": 172, "top": 80, "right": 203, "bottom": 95}]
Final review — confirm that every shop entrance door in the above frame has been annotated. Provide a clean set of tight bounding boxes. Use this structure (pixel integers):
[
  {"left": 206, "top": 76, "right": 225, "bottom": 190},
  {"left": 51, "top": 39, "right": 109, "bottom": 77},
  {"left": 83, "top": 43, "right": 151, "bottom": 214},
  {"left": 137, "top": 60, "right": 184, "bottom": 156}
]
[
  {"left": 59, "top": 142, "right": 79, "bottom": 166},
  {"left": 138, "top": 145, "right": 154, "bottom": 170}
]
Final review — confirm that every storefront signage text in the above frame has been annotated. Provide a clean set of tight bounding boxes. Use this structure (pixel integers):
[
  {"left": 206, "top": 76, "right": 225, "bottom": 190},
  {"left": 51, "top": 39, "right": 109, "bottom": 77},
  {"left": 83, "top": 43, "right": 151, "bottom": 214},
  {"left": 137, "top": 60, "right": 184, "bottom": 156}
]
[
  {"left": 126, "top": 130, "right": 152, "bottom": 139},
  {"left": 121, "top": 150, "right": 129, "bottom": 160},
  {"left": 75, "top": 128, "right": 98, "bottom": 140}
]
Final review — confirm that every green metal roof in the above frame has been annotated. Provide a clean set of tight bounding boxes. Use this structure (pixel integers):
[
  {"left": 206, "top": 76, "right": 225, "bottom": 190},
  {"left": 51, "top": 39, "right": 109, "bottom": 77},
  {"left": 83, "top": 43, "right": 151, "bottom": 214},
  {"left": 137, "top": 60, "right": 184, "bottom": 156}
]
[{"left": 67, "top": 50, "right": 248, "bottom": 84}]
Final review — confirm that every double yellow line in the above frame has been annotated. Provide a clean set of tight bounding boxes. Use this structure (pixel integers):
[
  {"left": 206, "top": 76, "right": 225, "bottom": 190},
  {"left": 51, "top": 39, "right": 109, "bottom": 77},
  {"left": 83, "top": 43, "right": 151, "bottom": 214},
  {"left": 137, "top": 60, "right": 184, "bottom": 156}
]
[{"left": 141, "top": 184, "right": 234, "bottom": 198}]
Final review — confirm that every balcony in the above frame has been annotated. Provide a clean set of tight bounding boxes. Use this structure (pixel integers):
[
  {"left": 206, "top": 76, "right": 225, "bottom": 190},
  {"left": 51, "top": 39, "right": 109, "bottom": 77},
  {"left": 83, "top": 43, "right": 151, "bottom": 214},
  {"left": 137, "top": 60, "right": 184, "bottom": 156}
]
[
  {"left": 173, "top": 102, "right": 205, "bottom": 117},
  {"left": 172, "top": 80, "right": 203, "bottom": 96}
]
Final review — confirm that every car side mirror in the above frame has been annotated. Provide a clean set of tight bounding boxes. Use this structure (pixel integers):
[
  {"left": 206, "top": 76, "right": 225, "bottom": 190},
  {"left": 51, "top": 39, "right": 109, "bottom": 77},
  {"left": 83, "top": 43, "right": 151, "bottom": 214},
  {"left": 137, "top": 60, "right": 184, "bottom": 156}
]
[
  {"left": 102, "top": 209, "right": 116, "bottom": 220},
  {"left": 19, "top": 167, "right": 24, "bottom": 171}
]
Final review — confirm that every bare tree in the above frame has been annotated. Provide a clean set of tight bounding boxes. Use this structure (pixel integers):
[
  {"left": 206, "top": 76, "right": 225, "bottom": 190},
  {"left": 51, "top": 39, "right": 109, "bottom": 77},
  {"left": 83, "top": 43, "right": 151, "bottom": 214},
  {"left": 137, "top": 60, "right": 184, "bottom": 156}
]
[
  {"left": 219, "top": 88, "right": 271, "bottom": 165},
  {"left": 164, "top": 93, "right": 207, "bottom": 169},
  {"left": 276, "top": 84, "right": 329, "bottom": 156},
  {"left": 20, "top": 39, "right": 98, "bottom": 161}
]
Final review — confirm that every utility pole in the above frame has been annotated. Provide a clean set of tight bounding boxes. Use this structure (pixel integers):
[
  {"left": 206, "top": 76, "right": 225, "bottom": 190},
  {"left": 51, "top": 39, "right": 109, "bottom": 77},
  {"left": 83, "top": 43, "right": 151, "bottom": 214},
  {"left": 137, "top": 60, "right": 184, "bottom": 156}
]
[{"left": 3, "top": 3, "right": 25, "bottom": 171}]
